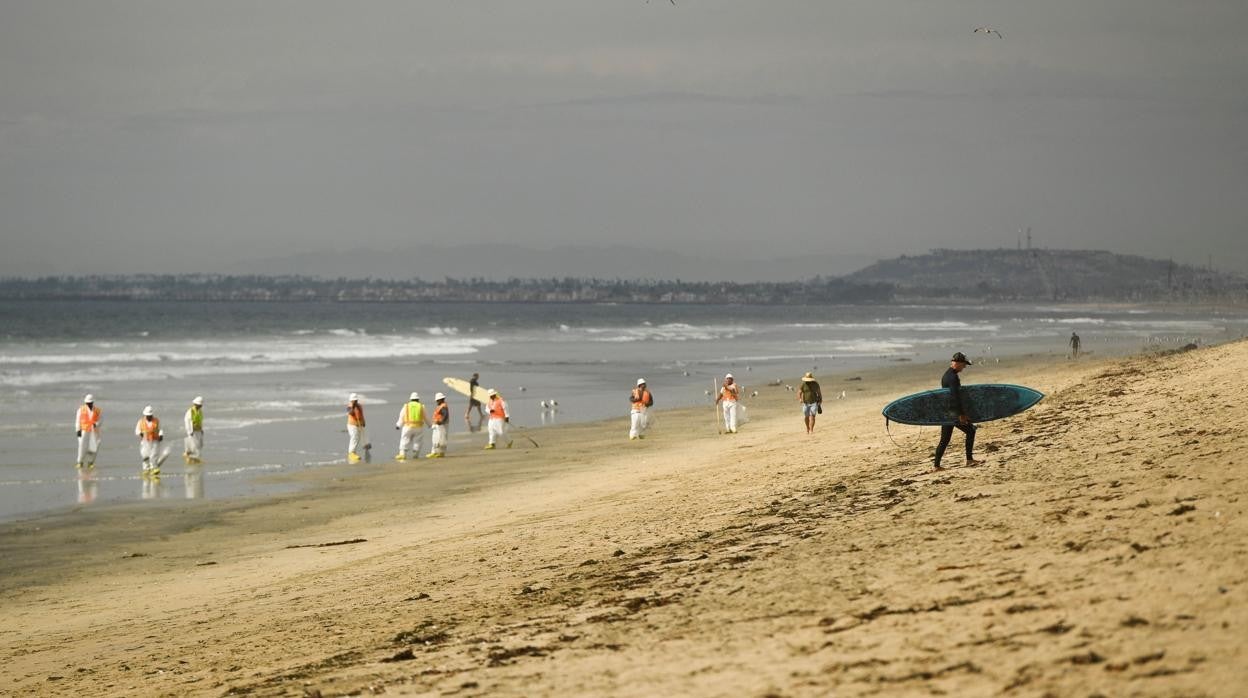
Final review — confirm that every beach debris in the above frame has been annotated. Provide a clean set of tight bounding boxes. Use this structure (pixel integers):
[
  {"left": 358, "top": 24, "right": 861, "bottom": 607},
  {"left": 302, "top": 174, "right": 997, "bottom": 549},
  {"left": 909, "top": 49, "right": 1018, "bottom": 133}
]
[
  {"left": 285, "top": 538, "right": 368, "bottom": 549},
  {"left": 613, "top": 549, "right": 626, "bottom": 557},
  {"left": 195, "top": 560, "right": 218, "bottom": 566},
  {"left": 404, "top": 592, "right": 431, "bottom": 601},
  {"left": 380, "top": 648, "right": 416, "bottom": 663},
  {"left": 1168, "top": 504, "right": 1196, "bottom": 516},
  {"left": 393, "top": 622, "right": 451, "bottom": 646},
  {"left": 488, "top": 645, "right": 549, "bottom": 667},
  {"left": 120, "top": 552, "right": 148, "bottom": 559},
  {"left": 846, "top": 376, "right": 862, "bottom": 381}
]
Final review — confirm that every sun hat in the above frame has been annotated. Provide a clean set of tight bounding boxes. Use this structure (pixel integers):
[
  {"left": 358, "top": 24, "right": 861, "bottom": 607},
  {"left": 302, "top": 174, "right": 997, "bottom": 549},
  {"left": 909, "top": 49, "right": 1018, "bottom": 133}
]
[
  {"left": 487, "top": 388, "right": 498, "bottom": 396},
  {"left": 725, "top": 373, "right": 734, "bottom": 379},
  {"left": 801, "top": 372, "right": 815, "bottom": 382}
]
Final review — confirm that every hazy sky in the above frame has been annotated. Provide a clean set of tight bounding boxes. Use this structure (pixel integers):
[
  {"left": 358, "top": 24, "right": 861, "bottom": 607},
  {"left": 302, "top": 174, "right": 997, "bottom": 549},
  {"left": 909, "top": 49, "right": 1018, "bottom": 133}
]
[{"left": 2, "top": 1, "right": 1246, "bottom": 277}]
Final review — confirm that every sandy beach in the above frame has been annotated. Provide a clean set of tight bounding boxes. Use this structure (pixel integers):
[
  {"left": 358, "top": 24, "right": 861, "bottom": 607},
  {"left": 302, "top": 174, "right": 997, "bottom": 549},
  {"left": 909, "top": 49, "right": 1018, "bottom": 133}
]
[{"left": 2, "top": 342, "right": 1245, "bottom": 696}]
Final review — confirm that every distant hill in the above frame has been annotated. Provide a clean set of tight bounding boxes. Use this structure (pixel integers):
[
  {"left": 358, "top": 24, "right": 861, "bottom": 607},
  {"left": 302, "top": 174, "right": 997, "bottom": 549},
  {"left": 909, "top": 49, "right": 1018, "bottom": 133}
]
[
  {"left": 230, "top": 243, "right": 879, "bottom": 284},
  {"left": 846, "top": 248, "right": 1247, "bottom": 302}
]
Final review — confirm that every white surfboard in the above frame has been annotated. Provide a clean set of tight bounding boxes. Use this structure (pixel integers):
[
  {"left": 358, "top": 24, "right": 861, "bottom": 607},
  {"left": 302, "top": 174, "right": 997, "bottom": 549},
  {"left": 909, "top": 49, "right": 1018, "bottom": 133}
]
[{"left": 443, "top": 377, "right": 492, "bottom": 403}]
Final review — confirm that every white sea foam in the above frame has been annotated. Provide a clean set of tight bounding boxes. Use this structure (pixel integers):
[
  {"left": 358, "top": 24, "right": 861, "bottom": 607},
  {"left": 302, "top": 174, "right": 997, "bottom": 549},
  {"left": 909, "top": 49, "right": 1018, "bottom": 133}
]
[
  {"left": 426, "top": 327, "right": 459, "bottom": 336},
  {"left": 0, "top": 335, "right": 497, "bottom": 367},
  {"left": 0, "top": 362, "right": 327, "bottom": 388},
  {"left": 826, "top": 321, "right": 999, "bottom": 332},
  {"left": 579, "top": 323, "right": 753, "bottom": 343}
]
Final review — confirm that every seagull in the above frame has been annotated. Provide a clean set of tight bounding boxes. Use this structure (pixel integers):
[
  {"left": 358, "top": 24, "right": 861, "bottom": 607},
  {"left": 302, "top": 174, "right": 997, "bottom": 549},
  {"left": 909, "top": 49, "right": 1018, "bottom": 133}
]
[
  {"left": 540, "top": 400, "right": 549, "bottom": 410},
  {"left": 750, "top": 390, "right": 759, "bottom": 398},
  {"left": 704, "top": 389, "right": 712, "bottom": 396},
  {"left": 973, "top": 27, "right": 1003, "bottom": 38},
  {"left": 549, "top": 399, "right": 558, "bottom": 408},
  {"left": 518, "top": 386, "right": 526, "bottom": 392}
]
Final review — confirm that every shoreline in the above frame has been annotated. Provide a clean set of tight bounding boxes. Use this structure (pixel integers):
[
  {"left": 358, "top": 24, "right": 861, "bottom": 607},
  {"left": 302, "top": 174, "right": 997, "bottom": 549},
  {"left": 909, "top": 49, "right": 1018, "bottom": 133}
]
[{"left": 2, "top": 342, "right": 1245, "bottom": 695}]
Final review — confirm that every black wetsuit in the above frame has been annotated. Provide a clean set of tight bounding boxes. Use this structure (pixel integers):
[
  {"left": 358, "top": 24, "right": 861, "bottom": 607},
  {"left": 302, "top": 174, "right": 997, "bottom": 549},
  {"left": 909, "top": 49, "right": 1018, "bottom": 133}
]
[{"left": 935, "top": 367, "right": 976, "bottom": 467}]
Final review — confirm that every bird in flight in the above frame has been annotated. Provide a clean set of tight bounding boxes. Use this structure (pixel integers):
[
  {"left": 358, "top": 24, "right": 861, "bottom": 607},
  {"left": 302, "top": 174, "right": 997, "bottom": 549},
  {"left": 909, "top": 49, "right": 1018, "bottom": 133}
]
[{"left": 973, "top": 27, "right": 1003, "bottom": 38}]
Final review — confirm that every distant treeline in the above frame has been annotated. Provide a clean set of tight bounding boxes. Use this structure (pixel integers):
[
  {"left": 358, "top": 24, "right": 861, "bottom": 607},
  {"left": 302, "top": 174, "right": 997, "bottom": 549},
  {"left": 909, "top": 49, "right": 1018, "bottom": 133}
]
[
  {"left": 4, "top": 249, "right": 1245, "bottom": 304},
  {"left": 0, "top": 275, "right": 896, "bottom": 304}
]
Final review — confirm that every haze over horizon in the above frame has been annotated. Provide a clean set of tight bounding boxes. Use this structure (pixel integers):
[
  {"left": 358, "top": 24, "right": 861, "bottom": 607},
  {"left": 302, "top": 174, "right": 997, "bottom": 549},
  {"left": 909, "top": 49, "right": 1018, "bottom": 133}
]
[{"left": 2, "top": 1, "right": 1246, "bottom": 277}]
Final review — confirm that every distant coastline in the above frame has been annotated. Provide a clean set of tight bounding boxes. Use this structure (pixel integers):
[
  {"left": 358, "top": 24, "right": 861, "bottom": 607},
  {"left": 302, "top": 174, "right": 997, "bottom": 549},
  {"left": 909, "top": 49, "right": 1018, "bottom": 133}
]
[{"left": 2, "top": 249, "right": 1244, "bottom": 305}]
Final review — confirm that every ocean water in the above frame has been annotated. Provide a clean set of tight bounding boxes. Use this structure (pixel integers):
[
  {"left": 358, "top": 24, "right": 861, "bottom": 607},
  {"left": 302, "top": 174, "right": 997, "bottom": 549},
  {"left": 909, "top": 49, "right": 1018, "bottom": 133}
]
[{"left": 1, "top": 300, "right": 1244, "bottom": 522}]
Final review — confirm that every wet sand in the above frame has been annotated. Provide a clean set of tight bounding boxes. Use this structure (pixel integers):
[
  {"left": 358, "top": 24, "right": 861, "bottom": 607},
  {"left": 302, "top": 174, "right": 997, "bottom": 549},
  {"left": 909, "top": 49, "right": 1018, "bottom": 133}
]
[{"left": 1, "top": 343, "right": 1245, "bottom": 696}]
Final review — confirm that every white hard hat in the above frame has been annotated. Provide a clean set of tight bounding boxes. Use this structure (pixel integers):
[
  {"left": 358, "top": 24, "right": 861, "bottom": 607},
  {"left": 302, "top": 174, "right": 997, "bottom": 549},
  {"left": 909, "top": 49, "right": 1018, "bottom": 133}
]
[
  {"left": 487, "top": 388, "right": 498, "bottom": 396},
  {"left": 637, "top": 378, "right": 647, "bottom": 386},
  {"left": 84, "top": 394, "right": 94, "bottom": 403},
  {"left": 348, "top": 393, "right": 359, "bottom": 403},
  {"left": 192, "top": 396, "right": 203, "bottom": 406},
  {"left": 725, "top": 373, "right": 734, "bottom": 379},
  {"left": 410, "top": 392, "right": 420, "bottom": 401},
  {"left": 142, "top": 405, "right": 154, "bottom": 416},
  {"left": 434, "top": 392, "right": 446, "bottom": 401}
]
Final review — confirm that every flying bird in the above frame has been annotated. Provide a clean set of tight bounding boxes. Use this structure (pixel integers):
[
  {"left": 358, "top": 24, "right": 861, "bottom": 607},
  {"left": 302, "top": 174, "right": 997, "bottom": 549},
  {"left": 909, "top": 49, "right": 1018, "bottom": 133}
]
[{"left": 973, "top": 27, "right": 1003, "bottom": 38}]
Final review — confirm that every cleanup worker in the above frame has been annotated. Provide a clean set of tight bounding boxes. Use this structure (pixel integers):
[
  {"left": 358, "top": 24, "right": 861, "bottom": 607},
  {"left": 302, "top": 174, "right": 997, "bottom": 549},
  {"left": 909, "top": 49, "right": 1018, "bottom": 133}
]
[
  {"left": 183, "top": 396, "right": 204, "bottom": 464},
  {"left": 75, "top": 394, "right": 102, "bottom": 469},
  {"left": 347, "top": 393, "right": 367, "bottom": 463},
  {"left": 484, "top": 388, "right": 513, "bottom": 449},
  {"left": 629, "top": 378, "right": 654, "bottom": 440},
  {"left": 395, "top": 392, "right": 427, "bottom": 461},
  {"left": 716, "top": 373, "right": 741, "bottom": 433},
  {"left": 135, "top": 405, "right": 165, "bottom": 475},
  {"left": 427, "top": 392, "right": 450, "bottom": 458}
]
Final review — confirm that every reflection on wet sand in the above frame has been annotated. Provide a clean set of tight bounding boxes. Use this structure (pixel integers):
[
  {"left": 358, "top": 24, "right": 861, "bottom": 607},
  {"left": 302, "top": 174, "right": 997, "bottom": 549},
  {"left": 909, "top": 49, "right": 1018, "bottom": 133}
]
[
  {"left": 466, "top": 413, "right": 485, "bottom": 433},
  {"left": 184, "top": 465, "right": 204, "bottom": 499},
  {"left": 141, "top": 475, "right": 162, "bottom": 500},
  {"left": 76, "top": 471, "right": 97, "bottom": 505}
]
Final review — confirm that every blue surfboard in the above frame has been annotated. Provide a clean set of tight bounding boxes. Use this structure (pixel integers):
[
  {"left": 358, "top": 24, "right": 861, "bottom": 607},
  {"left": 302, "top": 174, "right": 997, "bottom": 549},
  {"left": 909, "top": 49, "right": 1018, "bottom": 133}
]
[{"left": 882, "top": 384, "right": 1043, "bottom": 426}]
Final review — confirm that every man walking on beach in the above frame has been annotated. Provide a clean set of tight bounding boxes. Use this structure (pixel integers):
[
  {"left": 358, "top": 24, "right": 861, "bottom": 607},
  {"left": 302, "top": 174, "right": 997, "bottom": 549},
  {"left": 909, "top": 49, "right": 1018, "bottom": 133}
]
[
  {"left": 1069, "top": 331, "right": 1082, "bottom": 359},
  {"left": 183, "top": 396, "right": 204, "bottom": 464},
  {"left": 798, "top": 372, "right": 822, "bottom": 434},
  {"left": 428, "top": 392, "right": 450, "bottom": 458},
  {"left": 75, "top": 394, "right": 102, "bottom": 469},
  {"left": 135, "top": 405, "right": 165, "bottom": 476},
  {"left": 934, "top": 352, "right": 985, "bottom": 471},
  {"left": 717, "top": 373, "right": 741, "bottom": 433},
  {"left": 347, "top": 393, "right": 367, "bottom": 464},
  {"left": 466, "top": 372, "right": 485, "bottom": 422},
  {"left": 484, "top": 388, "right": 513, "bottom": 449},
  {"left": 395, "top": 392, "right": 426, "bottom": 461},
  {"left": 629, "top": 378, "right": 654, "bottom": 440}
]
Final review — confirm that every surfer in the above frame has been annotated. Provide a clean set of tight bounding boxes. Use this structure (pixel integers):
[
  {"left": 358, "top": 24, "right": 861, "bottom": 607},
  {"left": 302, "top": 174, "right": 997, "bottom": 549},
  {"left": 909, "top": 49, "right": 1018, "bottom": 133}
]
[
  {"left": 394, "top": 392, "right": 427, "bottom": 461},
  {"left": 75, "top": 394, "right": 102, "bottom": 469},
  {"left": 465, "top": 372, "right": 485, "bottom": 421},
  {"left": 484, "top": 389, "right": 513, "bottom": 449},
  {"left": 629, "top": 379, "right": 654, "bottom": 440},
  {"left": 135, "top": 405, "right": 165, "bottom": 476},
  {"left": 427, "top": 392, "right": 450, "bottom": 458},
  {"left": 347, "top": 394, "right": 367, "bottom": 464},
  {"left": 1069, "top": 331, "right": 1081, "bottom": 359},
  {"left": 716, "top": 373, "right": 741, "bottom": 433},
  {"left": 798, "top": 372, "right": 822, "bottom": 434},
  {"left": 934, "top": 352, "right": 984, "bottom": 471},
  {"left": 183, "top": 396, "right": 204, "bottom": 464}
]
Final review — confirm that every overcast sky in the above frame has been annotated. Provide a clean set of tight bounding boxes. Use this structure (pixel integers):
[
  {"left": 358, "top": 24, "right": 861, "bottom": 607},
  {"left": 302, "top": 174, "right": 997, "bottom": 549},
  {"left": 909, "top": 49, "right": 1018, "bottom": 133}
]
[{"left": 2, "top": 0, "right": 1246, "bottom": 277}]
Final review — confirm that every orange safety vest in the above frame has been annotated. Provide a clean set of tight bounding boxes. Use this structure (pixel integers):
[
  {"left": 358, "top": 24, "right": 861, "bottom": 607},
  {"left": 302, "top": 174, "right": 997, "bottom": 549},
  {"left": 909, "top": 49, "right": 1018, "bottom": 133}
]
[
  {"left": 488, "top": 397, "right": 507, "bottom": 419},
  {"left": 721, "top": 383, "right": 739, "bottom": 402},
  {"left": 631, "top": 388, "right": 652, "bottom": 409},
  {"left": 136, "top": 416, "right": 161, "bottom": 441},
  {"left": 78, "top": 405, "right": 102, "bottom": 432},
  {"left": 347, "top": 404, "right": 364, "bottom": 427},
  {"left": 433, "top": 403, "right": 449, "bottom": 425}
]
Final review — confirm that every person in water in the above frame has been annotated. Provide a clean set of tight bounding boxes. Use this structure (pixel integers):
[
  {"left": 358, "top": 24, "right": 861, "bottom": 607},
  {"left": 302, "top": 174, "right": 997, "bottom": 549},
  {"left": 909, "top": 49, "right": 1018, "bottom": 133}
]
[{"left": 934, "top": 352, "right": 985, "bottom": 471}]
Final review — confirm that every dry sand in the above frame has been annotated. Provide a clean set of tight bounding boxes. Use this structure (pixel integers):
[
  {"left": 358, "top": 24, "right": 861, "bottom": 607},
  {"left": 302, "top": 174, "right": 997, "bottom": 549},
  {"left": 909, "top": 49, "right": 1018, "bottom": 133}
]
[{"left": 1, "top": 342, "right": 1245, "bottom": 696}]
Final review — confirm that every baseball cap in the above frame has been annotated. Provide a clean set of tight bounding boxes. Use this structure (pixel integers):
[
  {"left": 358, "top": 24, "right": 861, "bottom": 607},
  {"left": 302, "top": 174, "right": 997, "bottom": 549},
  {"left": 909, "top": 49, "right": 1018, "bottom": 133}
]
[{"left": 951, "top": 352, "right": 972, "bottom": 365}]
